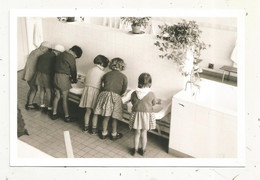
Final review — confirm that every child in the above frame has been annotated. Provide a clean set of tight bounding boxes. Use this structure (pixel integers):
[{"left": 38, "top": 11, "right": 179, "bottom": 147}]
[
  {"left": 50, "top": 45, "right": 83, "bottom": 122},
  {"left": 129, "top": 73, "right": 161, "bottom": 156},
  {"left": 93, "top": 58, "right": 128, "bottom": 140},
  {"left": 79, "top": 55, "right": 109, "bottom": 134},
  {"left": 23, "top": 41, "right": 52, "bottom": 110},
  {"left": 34, "top": 44, "right": 65, "bottom": 113}
]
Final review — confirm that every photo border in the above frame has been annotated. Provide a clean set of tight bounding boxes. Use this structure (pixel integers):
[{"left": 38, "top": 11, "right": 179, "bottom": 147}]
[{"left": 10, "top": 9, "right": 246, "bottom": 167}]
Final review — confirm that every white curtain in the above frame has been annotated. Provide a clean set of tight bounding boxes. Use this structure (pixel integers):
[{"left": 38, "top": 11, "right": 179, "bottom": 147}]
[{"left": 102, "top": 17, "right": 121, "bottom": 28}]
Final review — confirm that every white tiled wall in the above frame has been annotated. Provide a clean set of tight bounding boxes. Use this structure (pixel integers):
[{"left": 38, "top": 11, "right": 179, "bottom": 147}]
[
  {"left": 42, "top": 17, "right": 237, "bottom": 99},
  {"left": 42, "top": 18, "right": 186, "bottom": 99}
]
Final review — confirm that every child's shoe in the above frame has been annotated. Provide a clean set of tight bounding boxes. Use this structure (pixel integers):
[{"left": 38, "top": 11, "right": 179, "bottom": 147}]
[
  {"left": 100, "top": 132, "right": 109, "bottom": 140},
  {"left": 83, "top": 126, "right": 89, "bottom": 132},
  {"left": 50, "top": 113, "right": 59, "bottom": 120},
  {"left": 90, "top": 128, "right": 97, "bottom": 135},
  {"left": 110, "top": 132, "right": 123, "bottom": 141},
  {"left": 25, "top": 103, "right": 39, "bottom": 110},
  {"left": 64, "top": 116, "right": 75, "bottom": 123},
  {"left": 131, "top": 148, "right": 137, "bottom": 156},
  {"left": 138, "top": 148, "right": 146, "bottom": 156}
]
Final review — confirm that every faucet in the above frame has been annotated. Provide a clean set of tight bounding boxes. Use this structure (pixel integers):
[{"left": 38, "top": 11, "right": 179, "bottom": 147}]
[
  {"left": 185, "top": 80, "right": 200, "bottom": 91},
  {"left": 185, "top": 71, "right": 200, "bottom": 95}
]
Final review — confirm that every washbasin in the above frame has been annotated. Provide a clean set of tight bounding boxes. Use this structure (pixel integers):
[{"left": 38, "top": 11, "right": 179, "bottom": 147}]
[
  {"left": 122, "top": 89, "right": 172, "bottom": 120},
  {"left": 69, "top": 81, "right": 85, "bottom": 95}
]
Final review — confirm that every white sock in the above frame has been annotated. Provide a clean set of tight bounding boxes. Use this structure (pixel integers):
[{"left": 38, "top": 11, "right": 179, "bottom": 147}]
[
  {"left": 102, "top": 131, "right": 108, "bottom": 136},
  {"left": 111, "top": 132, "right": 117, "bottom": 136}
]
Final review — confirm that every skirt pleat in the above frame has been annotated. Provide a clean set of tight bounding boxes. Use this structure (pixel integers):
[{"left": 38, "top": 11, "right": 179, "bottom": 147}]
[
  {"left": 94, "top": 91, "right": 123, "bottom": 120},
  {"left": 79, "top": 86, "right": 100, "bottom": 109},
  {"left": 129, "top": 112, "right": 156, "bottom": 130}
]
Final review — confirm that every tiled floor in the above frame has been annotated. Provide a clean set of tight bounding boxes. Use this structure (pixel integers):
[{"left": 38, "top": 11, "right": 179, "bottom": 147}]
[{"left": 17, "top": 71, "right": 175, "bottom": 158}]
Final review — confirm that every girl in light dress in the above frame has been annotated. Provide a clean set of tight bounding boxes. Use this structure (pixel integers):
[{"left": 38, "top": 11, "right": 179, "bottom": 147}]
[
  {"left": 79, "top": 55, "right": 109, "bottom": 134},
  {"left": 128, "top": 73, "right": 161, "bottom": 156}
]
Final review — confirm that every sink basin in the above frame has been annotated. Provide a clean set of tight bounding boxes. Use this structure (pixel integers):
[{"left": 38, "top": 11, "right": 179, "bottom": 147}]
[
  {"left": 122, "top": 89, "right": 172, "bottom": 120},
  {"left": 69, "top": 81, "right": 85, "bottom": 95}
]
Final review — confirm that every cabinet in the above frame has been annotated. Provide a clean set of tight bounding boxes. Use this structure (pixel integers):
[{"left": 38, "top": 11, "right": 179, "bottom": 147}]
[{"left": 168, "top": 91, "right": 237, "bottom": 158}]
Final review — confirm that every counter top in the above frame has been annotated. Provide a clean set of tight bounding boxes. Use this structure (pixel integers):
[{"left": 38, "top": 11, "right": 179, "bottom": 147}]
[{"left": 174, "top": 78, "right": 237, "bottom": 117}]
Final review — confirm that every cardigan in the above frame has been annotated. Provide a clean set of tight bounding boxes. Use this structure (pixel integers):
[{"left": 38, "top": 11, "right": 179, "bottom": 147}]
[
  {"left": 36, "top": 51, "right": 56, "bottom": 75},
  {"left": 131, "top": 91, "right": 157, "bottom": 113},
  {"left": 102, "top": 70, "right": 128, "bottom": 95},
  {"left": 55, "top": 51, "right": 77, "bottom": 82},
  {"left": 84, "top": 65, "right": 105, "bottom": 89}
]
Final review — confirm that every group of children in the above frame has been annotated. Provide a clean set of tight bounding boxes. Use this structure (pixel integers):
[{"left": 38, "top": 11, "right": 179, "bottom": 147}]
[{"left": 22, "top": 41, "right": 161, "bottom": 156}]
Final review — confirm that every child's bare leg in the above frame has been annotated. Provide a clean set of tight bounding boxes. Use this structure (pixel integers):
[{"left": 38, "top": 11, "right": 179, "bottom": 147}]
[
  {"left": 45, "top": 88, "right": 52, "bottom": 109},
  {"left": 90, "top": 114, "right": 98, "bottom": 134},
  {"left": 141, "top": 129, "right": 148, "bottom": 151},
  {"left": 102, "top": 116, "right": 110, "bottom": 136},
  {"left": 52, "top": 89, "right": 60, "bottom": 115},
  {"left": 92, "top": 114, "right": 98, "bottom": 129},
  {"left": 111, "top": 118, "right": 118, "bottom": 135},
  {"left": 84, "top": 108, "right": 92, "bottom": 128},
  {"left": 61, "top": 90, "right": 69, "bottom": 117},
  {"left": 39, "top": 86, "right": 45, "bottom": 106},
  {"left": 134, "top": 129, "right": 141, "bottom": 150},
  {"left": 28, "top": 83, "right": 38, "bottom": 105},
  {"left": 111, "top": 118, "right": 123, "bottom": 140}
]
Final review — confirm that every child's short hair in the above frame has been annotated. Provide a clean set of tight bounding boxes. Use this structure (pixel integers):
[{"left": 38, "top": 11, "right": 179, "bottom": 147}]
[
  {"left": 93, "top": 55, "right": 109, "bottom": 68},
  {"left": 70, "top": 45, "right": 83, "bottom": 58},
  {"left": 109, "top": 58, "right": 126, "bottom": 71},
  {"left": 138, "top": 73, "right": 152, "bottom": 88}
]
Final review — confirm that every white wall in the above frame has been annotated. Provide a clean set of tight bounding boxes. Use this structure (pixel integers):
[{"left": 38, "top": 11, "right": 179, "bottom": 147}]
[
  {"left": 17, "top": 17, "right": 29, "bottom": 71},
  {"left": 42, "top": 18, "right": 186, "bottom": 100},
  {"left": 151, "top": 17, "right": 237, "bottom": 70},
  {"left": 41, "top": 17, "right": 237, "bottom": 99}
]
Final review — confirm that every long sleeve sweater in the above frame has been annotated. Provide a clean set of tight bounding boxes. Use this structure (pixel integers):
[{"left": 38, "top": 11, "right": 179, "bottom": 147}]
[
  {"left": 36, "top": 51, "right": 56, "bottom": 75},
  {"left": 54, "top": 51, "right": 77, "bottom": 82},
  {"left": 102, "top": 70, "right": 128, "bottom": 95}
]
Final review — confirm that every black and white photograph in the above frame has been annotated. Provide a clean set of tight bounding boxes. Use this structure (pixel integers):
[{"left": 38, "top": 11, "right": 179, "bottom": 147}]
[{"left": 10, "top": 10, "right": 245, "bottom": 166}]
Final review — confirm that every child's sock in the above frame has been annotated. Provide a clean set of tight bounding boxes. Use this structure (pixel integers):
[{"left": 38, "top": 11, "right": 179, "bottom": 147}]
[
  {"left": 83, "top": 125, "right": 89, "bottom": 132},
  {"left": 102, "top": 131, "right": 108, "bottom": 136},
  {"left": 111, "top": 132, "right": 117, "bottom": 137},
  {"left": 40, "top": 104, "right": 45, "bottom": 108}
]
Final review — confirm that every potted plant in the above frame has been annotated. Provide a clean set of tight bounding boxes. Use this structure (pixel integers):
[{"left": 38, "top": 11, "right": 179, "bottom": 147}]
[
  {"left": 121, "top": 17, "right": 151, "bottom": 34},
  {"left": 154, "top": 19, "right": 210, "bottom": 76}
]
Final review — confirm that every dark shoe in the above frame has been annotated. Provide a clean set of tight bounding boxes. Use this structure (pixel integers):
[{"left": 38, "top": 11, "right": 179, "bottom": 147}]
[
  {"left": 50, "top": 114, "right": 59, "bottom": 120},
  {"left": 100, "top": 133, "right": 109, "bottom": 140},
  {"left": 64, "top": 116, "right": 75, "bottom": 123},
  {"left": 25, "top": 103, "right": 39, "bottom": 110},
  {"left": 83, "top": 126, "right": 89, "bottom": 132},
  {"left": 110, "top": 133, "right": 123, "bottom": 141},
  {"left": 138, "top": 148, "right": 146, "bottom": 156},
  {"left": 90, "top": 128, "right": 97, "bottom": 135},
  {"left": 40, "top": 107, "right": 48, "bottom": 113},
  {"left": 131, "top": 148, "right": 137, "bottom": 156}
]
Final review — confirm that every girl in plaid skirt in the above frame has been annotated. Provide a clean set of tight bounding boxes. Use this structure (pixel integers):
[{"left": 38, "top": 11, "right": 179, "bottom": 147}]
[{"left": 93, "top": 58, "right": 128, "bottom": 141}]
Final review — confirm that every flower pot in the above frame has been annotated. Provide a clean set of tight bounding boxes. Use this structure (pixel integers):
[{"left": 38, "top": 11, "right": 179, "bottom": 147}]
[{"left": 131, "top": 25, "right": 142, "bottom": 34}]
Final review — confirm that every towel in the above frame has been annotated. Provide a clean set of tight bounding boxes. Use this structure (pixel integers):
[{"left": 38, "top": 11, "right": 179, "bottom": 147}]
[{"left": 33, "top": 23, "right": 43, "bottom": 48}]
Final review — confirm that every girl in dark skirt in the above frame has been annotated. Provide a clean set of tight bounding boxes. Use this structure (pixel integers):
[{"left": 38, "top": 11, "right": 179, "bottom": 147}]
[
  {"left": 93, "top": 58, "right": 128, "bottom": 140},
  {"left": 34, "top": 44, "right": 65, "bottom": 112},
  {"left": 50, "top": 45, "right": 83, "bottom": 122}
]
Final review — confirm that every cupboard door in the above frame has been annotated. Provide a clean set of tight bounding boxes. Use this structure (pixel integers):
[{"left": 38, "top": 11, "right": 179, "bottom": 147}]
[{"left": 169, "top": 98, "right": 195, "bottom": 154}]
